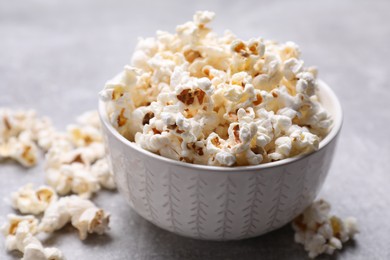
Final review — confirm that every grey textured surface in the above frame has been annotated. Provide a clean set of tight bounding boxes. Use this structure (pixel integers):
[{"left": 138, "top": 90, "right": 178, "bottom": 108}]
[{"left": 0, "top": 0, "right": 389, "bottom": 259}]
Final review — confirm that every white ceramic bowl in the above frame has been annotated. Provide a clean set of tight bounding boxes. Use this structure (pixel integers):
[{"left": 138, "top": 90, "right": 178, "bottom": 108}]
[{"left": 99, "top": 80, "right": 342, "bottom": 241}]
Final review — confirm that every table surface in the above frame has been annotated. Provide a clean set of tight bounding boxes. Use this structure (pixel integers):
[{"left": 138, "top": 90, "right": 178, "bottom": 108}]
[{"left": 1, "top": 0, "right": 389, "bottom": 259}]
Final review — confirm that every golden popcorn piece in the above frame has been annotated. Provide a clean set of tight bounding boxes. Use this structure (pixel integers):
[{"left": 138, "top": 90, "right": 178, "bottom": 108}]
[{"left": 11, "top": 184, "right": 57, "bottom": 215}]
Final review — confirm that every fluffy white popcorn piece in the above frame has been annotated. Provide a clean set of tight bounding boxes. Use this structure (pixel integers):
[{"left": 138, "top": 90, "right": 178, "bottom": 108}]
[
  {"left": 67, "top": 124, "right": 103, "bottom": 147},
  {"left": 40, "top": 195, "right": 110, "bottom": 240},
  {"left": 3, "top": 136, "right": 39, "bottom": 167},
  {"left": 76, "top": 110, "right": 101, "bottom": 129},
  {"left": 1, "top": 214, "right": 63, "bottom": 260},
  {"left": 1, "top": 214, "right": 38, "bottom": 252},
  {"left": 1, "top": 110, "right": 111, "bottom": 259},
  {"left": 11, "top": 184, "right": 57, "bottom": 215},
  {"left": 292, "top": 199, "right": 359, "bottom": 258},
  {"left": 46, "top": 162, "right": 100, "bottom": 199},
  {"left": 99, "top": 11, "right": 332, "bottom": 166},
  {"left": 22, "top": 236, "right": 63, "bottom": 260},
  {"left": 91, "top": 158, "right": 116, "bottom": 190}
]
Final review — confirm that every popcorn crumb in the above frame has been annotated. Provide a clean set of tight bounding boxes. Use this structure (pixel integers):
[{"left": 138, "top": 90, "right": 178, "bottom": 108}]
[
  {"left": 292, "top": 199, "right": 359, "bottom": 258},
  {"left": 42, "top": 110, "right": 111, "bottom": 198},
  {"left": 40, "top": 195, "right": 110, "bottom": 240}
]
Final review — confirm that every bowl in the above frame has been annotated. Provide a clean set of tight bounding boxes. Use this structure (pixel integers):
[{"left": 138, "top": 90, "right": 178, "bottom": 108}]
[{"left": 98, "top": 80, "right": 342, "bottom": 241}]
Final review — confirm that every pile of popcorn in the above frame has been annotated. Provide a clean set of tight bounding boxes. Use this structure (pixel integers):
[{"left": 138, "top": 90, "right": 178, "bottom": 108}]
[
  {"left": 100, "top": 11, "right": 332, "bottom": 166},
  {"left": 292, "top": 200, "right": 359, "bottom": 258},
  {"left": 0, "top": 109, "right": 114, "bottom": 260}
]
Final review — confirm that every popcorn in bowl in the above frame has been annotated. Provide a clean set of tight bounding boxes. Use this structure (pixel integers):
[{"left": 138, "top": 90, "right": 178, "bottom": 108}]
[
  {"left": 0, "top": 10, "right": 357, "bottom": 260},
  {"left": 100, "top": 11, "right": 332, "bottom": 166}
]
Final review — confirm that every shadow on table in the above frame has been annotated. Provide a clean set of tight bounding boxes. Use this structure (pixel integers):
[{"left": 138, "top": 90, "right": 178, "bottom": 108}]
[
  {"left": 40, "top": 223, "right": 114, "bottom": 247},
  {"left": 127, "top": 209, "right": 357, "bottom": 260}
]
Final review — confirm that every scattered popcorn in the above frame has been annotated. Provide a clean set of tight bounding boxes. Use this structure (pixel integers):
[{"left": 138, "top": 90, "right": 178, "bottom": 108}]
[
  {"left": 1, "top": 109, "right": 114, "bottom": 259},
  {"left": 1, "top": 214, "right": 63, "bottom": 260},
  {"left": 0, "top": 109, "right": 51, "bottom": 167},
  {"left": 40, "top": 195, "right": 110, "bottom": 240},
  {"left": 292, "top": 199, "right": 359, "bottom": 258},
  {"left": 100, "top": 11, "right": 332, "bottom": 166},
  {"left": 43, "top": 110, "right": 114, "bottom": 197},
  {"left": 11, "top": 184, "right": 58, "bottom": 215}
]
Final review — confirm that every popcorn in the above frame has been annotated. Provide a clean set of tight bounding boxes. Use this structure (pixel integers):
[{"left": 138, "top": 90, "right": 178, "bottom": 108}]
[
  {"left": 91, "top": 158, "right": 116, "bottom": 190},
  {"left": 2, "top": 214, "right": 38, "bottom": 253},
  {"left": 292, "top": 199, "right": 359, "bottom": 258},
  {"left": 22, "top": 236, "right": 63, "bottom": 260},
  {"left": 67, "top": 124, "right": 103, "bottom": 147},
  {"left": 0, "top": 109, "right": 51, "bottom": 167},
  {"left": 46, "top": 163, "right": 100, "bottom": 199},
  {"left": 1, "top": 109, "right": 114, "bottom": 259},
  {"left": 1, "top": 214, "right": 63, "bottom": 260},
  {"left": 100, "top": 11, "right": 332, "bottom": 166},
  {"left": 76, "top": 110, "right": 101, "bottom": 129},
  {"left": 4, "top": 136, "right": 39, "bottom": 167},
  {"left": 40, "top": 195, "right": 110, "bottom": 240},
  {"left": 43, "top": 110, "right": 110, "bottom": 198},
  {"left": 11, "top": 184, "right": 57, "bottom": 215}
]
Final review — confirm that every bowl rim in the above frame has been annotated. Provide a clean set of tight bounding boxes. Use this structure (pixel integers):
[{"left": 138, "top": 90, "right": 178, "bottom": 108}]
[{"left": 98, "top": 79, "right": 343, "bottom": 172}]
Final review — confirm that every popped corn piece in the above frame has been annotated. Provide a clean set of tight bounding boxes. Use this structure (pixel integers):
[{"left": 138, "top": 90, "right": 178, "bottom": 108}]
[
  {"left": 46, "top": 163, "right": 100, "bottom": 198},
  {"left": 22, "top": 236, "right": 63, "bottom": 260},
  {"left": 11, "top": 184, "right": 57, "bottom": 215},
  {"left": 38, "top": 131, "right": 71, "bottom": 153},
  {"left": 268, "top": 136, "right": 292, "bottom": 161},
  {"left": 0, "top": 109, "right": 35, "bottom": 142},
  {"left": 91, "top": 158, "right": 116, "bottom": 190},
  {"left": 40, "top": 195, "right": 110, "bottom": 240},
  {"left": 1, "top": 214, "right": 38, "bottom": 252},
  {"left": 292, "top": 199, "right": 359, "bottom": 258},
  {"left": 283, "top": 58, "right": 304, "bottom": 80},
  {"left": 1, "top": 214, "right": 63, "bottom": 260},
  {"left": 193, "top": 10, "right": 215, "bottom": 26},
  {"left": 76, "top": 110, "right": 101, "bottom": 129},
  {"left": 7, "top": 136, "right": 39, "bottom": 167}
]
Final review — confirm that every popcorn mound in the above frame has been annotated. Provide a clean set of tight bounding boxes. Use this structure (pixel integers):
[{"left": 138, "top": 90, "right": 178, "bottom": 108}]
[
  {"left": 292, "top": 199, "right": 359, "bottom": 258},
  {"left": 100, "top": 11, "right": 332, "bottom": 166},
  {"left": 0, "top": 109, "right": 113, "bottom": 260}
]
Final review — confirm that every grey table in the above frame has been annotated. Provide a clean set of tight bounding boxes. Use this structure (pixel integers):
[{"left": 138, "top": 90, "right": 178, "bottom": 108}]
[{"left": 1, "top": 0, "right": 389, "bottom": 259}]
